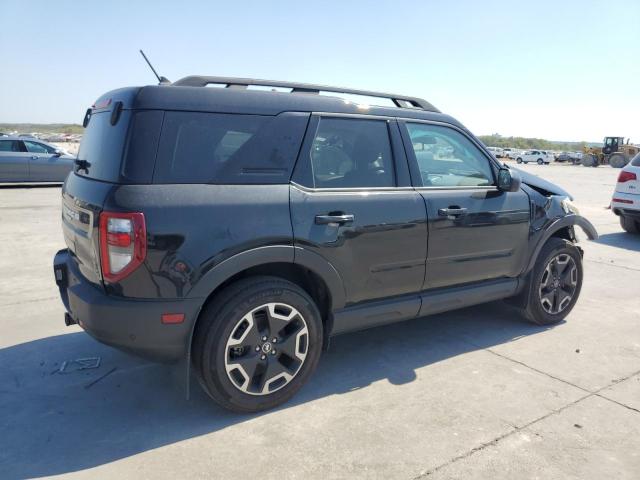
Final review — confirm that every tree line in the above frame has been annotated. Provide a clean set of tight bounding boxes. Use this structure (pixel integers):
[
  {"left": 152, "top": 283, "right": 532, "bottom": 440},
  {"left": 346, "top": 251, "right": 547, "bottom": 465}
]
[{"left": 478, "top": 134, "right": 596, "bottom": 151}]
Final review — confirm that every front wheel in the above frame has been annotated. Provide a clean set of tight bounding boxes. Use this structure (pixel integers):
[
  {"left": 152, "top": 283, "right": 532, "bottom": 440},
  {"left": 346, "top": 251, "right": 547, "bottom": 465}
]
[
  {"left": 192, "top": 276, "right": 323, "bottom": 412},
  {"left": 516, "top": 158, "right": 523, "bottom": 164},
  {"left": 522, "top": 238, "right": 583, "bottom": 325},
  {"left": 537, "top": 158, "right": 544, "bottom": 165}
]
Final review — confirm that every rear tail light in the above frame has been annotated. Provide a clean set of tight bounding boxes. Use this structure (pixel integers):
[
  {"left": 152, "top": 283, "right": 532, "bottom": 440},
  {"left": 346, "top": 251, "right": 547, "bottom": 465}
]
[
  {"left": 618, "top": 171, "right": 637, "bottom": 183},
  {"left": 99, "top": 212, "right": 146, "bottom": 283},
  {"left": 612, "top": 198, "right": 633, "bottom": 204}
]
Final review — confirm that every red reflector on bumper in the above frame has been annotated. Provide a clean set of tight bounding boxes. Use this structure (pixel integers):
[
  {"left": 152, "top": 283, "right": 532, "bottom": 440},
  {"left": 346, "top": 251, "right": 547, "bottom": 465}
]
[
  {"left": 161, "top": 313, "right": 185, "bottom": 324},
  {"left": 612, "top": 198, "right": 633, "bottom": 204}
]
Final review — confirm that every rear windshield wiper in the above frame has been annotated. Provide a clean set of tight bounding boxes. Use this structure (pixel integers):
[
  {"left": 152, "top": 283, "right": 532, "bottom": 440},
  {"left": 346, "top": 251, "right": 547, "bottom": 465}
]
[{"left": 75, "top": 159, "right": 91, "bottom": 173}]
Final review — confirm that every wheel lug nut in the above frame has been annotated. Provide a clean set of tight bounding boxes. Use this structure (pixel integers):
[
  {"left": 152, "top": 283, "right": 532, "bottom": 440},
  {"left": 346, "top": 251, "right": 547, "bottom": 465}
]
[
  {"left": 261, "top": 354, "right": 266, "bottom": 360},
  {"left": 272, "top": 338, "right": 277, "bottom": 343},
  {"left": 262, "top": 336, "right": 267, "bottom": 341},
  {"left": 255, "top": 346, "right": 260, "bottom": 351},
  {"left": 271, "top": 350, "right": 276, "bottom": 355}
]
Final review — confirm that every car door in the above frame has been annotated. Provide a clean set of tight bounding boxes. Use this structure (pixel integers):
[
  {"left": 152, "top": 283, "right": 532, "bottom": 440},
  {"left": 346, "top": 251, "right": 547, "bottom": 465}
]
[
  {"left": 399, "top": 120, "right": 530, "bottom": 290},
  {"left": 23, "top": 140, "right": 71, "bottom": 181},
  {"left": 290, "top": 115, "right": 427, "bottom": 309},
  {"left": 0, "top": 140, "right": 29, "bottom": 181}
]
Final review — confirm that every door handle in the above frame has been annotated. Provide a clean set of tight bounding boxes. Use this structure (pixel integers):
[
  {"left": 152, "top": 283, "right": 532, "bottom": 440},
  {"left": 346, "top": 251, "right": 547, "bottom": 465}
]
[
  {"left": 315, "top": 214, "right": 355, "bottom": 225},
  {"left": 31, "top": 156, "right": 39, "bottom": 160},
  {"left": 438, "top": 207, "right": 467, "bottom": 218}
]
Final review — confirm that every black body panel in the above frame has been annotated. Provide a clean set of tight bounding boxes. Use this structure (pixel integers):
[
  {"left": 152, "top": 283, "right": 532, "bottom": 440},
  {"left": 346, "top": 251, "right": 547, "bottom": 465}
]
[
  {"left": 290, "top": 184, "right": 428, "bottom": 306},
  {"left": 102, "top": 183, "right": 294, "bottom": 299},
  {"left": 419, "top": 188, "right": 531, "bottom": 289}
]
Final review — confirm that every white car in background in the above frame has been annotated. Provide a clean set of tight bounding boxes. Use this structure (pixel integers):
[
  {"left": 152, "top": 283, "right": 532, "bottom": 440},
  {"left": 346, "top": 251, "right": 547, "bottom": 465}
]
[
  {"left": 486, "top": 146, "right": 503, "bottom": 158},
  {"left": 502, "top": 148, "right": 516, "bottom": 159},
  {"left": 516, "top": 150, "right": 551, "bottom": 164},
  {"left": 611, "top": 153, "right": 640, "bottom": 233}
]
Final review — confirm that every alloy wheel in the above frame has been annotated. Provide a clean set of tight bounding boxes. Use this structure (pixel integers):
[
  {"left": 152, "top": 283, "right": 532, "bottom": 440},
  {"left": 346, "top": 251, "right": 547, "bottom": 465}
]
[
  {"left": 538, "top": 254, "right": 578, "bottom": 314},
  {"left": 224, "top": 303, "right": 309, "bottom": 395}
]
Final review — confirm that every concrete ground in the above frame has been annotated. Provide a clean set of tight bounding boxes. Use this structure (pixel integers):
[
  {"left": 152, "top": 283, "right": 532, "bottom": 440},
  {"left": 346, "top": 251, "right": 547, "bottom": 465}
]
[{"left": 0, "top": 163, "right": 638, "bottom": 479}]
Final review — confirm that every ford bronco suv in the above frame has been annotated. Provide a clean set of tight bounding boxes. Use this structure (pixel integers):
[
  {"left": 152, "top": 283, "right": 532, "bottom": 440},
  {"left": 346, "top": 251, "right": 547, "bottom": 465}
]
[{"left": 53, "top": 76, "right": 597, "bottom": 412}]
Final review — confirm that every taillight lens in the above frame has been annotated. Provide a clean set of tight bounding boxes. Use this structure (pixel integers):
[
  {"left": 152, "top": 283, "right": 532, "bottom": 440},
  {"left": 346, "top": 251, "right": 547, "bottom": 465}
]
[
  {"left": 99, "top": 212, "right": 146, "bottom": 283},
  {"left": 618, "top": 171, "right": 637, "bottom": 183}
]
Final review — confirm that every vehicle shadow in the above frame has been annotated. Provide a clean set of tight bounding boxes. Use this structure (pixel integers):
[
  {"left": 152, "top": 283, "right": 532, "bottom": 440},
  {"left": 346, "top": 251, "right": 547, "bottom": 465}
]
[
  {"left": 0, "top": 302, "right": 550, "bottom": 479},
  {"left": 595, "top": 232, "right": 640, "bottom": 252}
]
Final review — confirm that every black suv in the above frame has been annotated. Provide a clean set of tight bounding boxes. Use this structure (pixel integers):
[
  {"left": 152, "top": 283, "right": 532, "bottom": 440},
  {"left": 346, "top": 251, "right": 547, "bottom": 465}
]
[{"left": 53, "top": 76, "right": 597, "bottom": 412}]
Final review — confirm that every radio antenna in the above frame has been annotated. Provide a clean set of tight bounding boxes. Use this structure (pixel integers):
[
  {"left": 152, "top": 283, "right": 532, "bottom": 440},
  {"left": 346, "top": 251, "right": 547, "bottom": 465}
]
[{"left": 139, "top": 49, "right": 170, "bottom": 85}]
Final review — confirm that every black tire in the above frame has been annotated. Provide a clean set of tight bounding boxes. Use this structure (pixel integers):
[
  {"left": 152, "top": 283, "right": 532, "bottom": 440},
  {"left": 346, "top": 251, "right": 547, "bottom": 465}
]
[
  {"left": 192, "top": 276, "right": 323, "bottom": 413},
  {"left": 516, "top": 158, "right": 523, "bottom": 164},
  {"left": 537, "top": 158, "right": 544, "bottom": 165},
  {"left": 620, "top": 215, "right": 640, "bottom": 234},
  {"left": 582, "top": 154, "right": 598, "bottom": 167},
  {"left": 522, "top": 238, "right": 583, "bottom": 326},
  {"left": 609, "top": 153, "right": 628, "bottom": 169}
]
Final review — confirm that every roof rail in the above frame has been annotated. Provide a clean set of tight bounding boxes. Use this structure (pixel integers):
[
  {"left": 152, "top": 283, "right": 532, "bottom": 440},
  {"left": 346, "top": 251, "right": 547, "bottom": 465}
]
[{"left": 171, "top": 76, "right": 439, "bottom": 112}]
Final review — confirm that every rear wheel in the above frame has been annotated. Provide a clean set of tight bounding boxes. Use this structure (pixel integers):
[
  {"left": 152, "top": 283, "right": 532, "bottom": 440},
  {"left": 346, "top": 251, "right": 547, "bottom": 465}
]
[
  {"left": 522, "top": 238, "right": 583, "bottom": 325},
  {"left": 192, "top": 276, "right": 323, "bottom": 412},
  {"left": 609, "top": 153, "right": 629, "bottom": 169},
  {"left": 516, "top": 157, "right": 523, "bottom": 164},
  {"left": 620, "top": 215, "right": 640, "bottom": 234},
  {"left": 537, "top": 158, "right": 544, "bottom": 165}
]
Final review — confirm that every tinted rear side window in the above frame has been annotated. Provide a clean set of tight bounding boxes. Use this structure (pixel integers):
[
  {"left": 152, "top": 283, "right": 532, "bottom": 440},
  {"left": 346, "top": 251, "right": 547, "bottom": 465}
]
[
  {"left": 153, "top": 112, "right": 309, "bottom": 184},
  {"left": 0, "top": 140, "right": 24, "bottom": 152},
  {"left": 76, "top": 110, "right": 131, "bottom": 182},
  {"left": 309, "top": 117, "right": 395, "bottom": 188}
]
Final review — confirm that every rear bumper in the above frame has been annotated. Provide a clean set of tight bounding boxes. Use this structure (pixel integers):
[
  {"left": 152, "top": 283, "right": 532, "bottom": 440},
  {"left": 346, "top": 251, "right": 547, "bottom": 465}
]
[
  {"left": 53, "top": 249, "right": 202, "bottom": 362},
  {"left": 611, "top": 191, "right": 640, "bottom": 216}
]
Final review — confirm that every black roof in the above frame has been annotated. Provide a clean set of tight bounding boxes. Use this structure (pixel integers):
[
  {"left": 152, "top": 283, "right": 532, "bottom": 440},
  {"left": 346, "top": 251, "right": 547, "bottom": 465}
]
[{"left": 93, "top": 79, "right": 463, "bottom": 128}]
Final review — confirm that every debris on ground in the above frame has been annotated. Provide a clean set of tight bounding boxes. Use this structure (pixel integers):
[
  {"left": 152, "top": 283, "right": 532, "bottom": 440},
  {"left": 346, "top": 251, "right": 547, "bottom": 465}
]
[{"left": 57, "top": 357, "right": 101, "bottom": 374}]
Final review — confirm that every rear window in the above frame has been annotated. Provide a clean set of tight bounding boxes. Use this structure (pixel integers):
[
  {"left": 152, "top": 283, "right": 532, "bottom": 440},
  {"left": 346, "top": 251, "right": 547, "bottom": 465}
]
[
  {"left": 153, "top": 112, "right": 308, "bottom": 184},
  {"left": 76, "top": 110, "right": 131, "bottom": 182}
]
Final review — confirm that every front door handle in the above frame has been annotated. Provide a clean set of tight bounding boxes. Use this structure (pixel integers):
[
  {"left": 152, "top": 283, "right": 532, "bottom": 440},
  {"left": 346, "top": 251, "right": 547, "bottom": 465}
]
[
  {"left": 438, "top": 207, "right": 468, "bottom": 218},
  {"left": 31, "top": 156, "right": 39, "bottom": 160},
  {"left": 315, "top": 214, "right": 355, "bottom": 225}
]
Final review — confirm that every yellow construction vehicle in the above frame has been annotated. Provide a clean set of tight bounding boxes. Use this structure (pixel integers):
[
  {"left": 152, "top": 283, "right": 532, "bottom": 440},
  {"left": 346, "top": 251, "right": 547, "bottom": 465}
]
[{"left": 582, "top": 137, "right": 639, "bottom": 168}]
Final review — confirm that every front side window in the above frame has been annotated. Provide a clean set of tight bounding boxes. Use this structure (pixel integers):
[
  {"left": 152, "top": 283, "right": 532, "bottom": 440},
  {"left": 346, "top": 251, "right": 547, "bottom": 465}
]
[
  {"left": 24, "top": 141, "right": 55, "bottom": 154},
  {"left": 405, "top": 123, "right": 494, "bottom": 187},
  {"left": 309, "top": 117, "right": 395, "bottom": 188}
]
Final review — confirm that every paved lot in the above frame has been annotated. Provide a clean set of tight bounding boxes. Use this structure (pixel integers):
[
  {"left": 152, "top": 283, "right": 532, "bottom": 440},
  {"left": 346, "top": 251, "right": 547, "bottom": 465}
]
[{"left": 1, "top": 163, "right": 638, "bottom": 479}]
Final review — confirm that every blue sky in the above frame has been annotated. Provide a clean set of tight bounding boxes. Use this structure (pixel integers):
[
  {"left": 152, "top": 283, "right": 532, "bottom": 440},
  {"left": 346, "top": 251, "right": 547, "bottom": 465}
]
[{"left": 1, "top": 0, "right": 638, "bottom": 142}]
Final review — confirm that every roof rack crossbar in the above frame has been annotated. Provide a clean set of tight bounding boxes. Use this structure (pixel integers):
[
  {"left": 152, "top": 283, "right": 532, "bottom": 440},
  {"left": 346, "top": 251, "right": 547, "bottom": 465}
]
[{"left": 172, "top": 75, "right": 439, "bottom": 112}]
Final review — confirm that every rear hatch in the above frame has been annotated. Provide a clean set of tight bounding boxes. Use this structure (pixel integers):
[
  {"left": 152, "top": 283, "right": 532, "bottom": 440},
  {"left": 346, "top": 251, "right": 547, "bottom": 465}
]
[
  {"left": 62, "top": 176, "right": 115, "bottom": 284},
  {"left": 61, "top": 87, "right": 153, "bottom": 285}
]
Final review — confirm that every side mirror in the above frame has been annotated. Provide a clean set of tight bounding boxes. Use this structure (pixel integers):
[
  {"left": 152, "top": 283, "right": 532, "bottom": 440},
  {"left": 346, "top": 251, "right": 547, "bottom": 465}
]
[
  {"left": 53, "top": 149, "right": 62, "bottom": 157},
  {"left": 497, "top": 168, "right": 521, "bottom": 192}
]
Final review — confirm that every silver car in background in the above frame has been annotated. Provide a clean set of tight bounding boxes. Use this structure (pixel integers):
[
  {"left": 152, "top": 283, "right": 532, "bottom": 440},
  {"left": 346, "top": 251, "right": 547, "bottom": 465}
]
[{"left": 0, "top": 136, "right": 74, "bottom": 182}]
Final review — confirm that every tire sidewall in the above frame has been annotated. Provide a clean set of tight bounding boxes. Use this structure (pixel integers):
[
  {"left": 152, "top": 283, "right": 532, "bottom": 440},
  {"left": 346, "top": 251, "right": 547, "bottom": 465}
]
[
  {"left": 620, "top": 215, "right": 640, "bottom": 234},
  {"left": 201, "top": 281, "right": 323, "bottom": 412},
  {"left": 527, "top": 239, "right": 583, "bottom": 325}
]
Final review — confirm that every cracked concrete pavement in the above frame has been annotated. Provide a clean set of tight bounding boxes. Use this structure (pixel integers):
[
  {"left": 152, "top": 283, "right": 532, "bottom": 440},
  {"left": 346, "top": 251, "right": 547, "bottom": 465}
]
[{"left": 0, "top": 163, "right": 638, "bottom": 479}]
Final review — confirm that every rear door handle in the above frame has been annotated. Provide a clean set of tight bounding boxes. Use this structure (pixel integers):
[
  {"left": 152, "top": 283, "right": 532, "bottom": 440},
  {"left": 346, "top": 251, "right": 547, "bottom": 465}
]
[
  {"left": 315, "top": 214, "right": 355, "bottom": 225},
  {"left": 438, "top": 207, "right": 468, "bottom": 218},
  {"left": 31, "top": 156, "right": 39, "bottom": 160}
]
